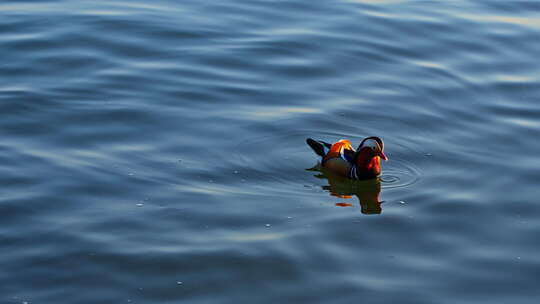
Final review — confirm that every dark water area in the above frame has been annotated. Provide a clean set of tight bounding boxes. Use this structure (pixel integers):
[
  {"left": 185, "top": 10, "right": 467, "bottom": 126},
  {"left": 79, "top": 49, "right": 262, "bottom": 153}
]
[{"left": 2, "top": 0, "right": 540, "bottom": 303}]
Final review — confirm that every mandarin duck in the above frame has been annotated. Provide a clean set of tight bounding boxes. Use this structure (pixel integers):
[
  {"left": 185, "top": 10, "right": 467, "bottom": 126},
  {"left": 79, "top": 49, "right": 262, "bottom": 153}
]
[{"left": 306, "top": 136, "right": 388, "bottom": 180}]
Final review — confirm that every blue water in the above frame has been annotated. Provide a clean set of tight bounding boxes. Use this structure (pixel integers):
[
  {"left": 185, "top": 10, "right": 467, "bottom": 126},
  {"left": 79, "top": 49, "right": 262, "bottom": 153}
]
[{"left": 2, "top": 1, "right": 540, "bottom": 303}]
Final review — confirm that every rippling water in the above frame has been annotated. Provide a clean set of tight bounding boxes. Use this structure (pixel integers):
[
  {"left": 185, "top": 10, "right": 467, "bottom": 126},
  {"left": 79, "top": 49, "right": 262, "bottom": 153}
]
[{"left": 2, "top": 0, "right": 540, "bottom": 303}]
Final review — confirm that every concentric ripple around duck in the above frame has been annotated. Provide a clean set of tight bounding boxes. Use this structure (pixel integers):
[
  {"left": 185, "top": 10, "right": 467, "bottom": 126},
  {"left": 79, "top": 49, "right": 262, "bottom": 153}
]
[
  {"left": 233, "top": 128, "right": 424, "bottom": 196},
  {"left": 380, "top": 159, "right": 421, "bottom": 189}
]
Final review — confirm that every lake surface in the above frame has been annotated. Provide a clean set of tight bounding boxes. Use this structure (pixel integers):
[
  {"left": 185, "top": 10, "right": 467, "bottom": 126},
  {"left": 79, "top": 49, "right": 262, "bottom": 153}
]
[{"left": 2, "top": 0, "right": 540, "bottom": 303}]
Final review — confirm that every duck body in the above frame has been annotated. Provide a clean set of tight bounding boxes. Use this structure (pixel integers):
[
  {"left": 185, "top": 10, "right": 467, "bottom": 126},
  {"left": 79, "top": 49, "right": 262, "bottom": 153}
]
[{"left": 306, "top": 137, "right": 388, "bottom": 180}]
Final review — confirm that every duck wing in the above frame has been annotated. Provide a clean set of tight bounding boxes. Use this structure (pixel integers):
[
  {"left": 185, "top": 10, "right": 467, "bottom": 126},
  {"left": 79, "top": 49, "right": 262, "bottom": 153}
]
[
  {"left": 342, "top": 148, "right": 355, "bottom": 162},
  {"left": 306, "top": 138, "right": 332, "bottom": 158},
  {"left": 306, "top": 138, "right": 356, "bottom": 162}
]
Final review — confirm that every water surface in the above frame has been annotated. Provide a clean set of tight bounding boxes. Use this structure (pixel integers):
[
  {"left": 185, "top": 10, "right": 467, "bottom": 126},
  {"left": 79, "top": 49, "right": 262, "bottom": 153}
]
[{"left": 2, "top": 0, "right": 540, "bottom": 303}]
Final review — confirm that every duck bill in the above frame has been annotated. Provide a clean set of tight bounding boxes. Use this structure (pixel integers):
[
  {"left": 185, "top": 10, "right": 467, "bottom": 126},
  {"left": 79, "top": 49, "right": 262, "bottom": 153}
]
[{"left": 379, "top": 151, "right": 389, "bottom": 161}]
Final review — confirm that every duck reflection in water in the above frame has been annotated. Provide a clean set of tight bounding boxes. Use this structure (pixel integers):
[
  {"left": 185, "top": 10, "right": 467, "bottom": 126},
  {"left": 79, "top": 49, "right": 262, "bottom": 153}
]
[{"left": 307, "top": 166, "right": 383, "bottom": 214}]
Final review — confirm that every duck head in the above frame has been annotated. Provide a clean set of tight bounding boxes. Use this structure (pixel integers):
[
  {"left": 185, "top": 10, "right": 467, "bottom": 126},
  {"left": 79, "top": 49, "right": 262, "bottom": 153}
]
[{"left": 352, "top": 136, "right": 388, "bottom": 179}]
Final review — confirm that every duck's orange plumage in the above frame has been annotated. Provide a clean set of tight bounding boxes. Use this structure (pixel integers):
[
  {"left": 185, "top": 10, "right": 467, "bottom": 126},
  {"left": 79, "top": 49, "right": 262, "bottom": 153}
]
[
  {"left": 306, "top": 136, "right": 388, "bottom": 180},
  {"left": 322, "top": 139, "right": 354, "bottom": 163}
]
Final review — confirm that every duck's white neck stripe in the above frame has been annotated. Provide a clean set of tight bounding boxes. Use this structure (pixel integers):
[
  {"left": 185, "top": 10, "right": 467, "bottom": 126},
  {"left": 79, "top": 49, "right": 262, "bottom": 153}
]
[{"left": 349, "top": 165, "right": 359, "bottom": 179}]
